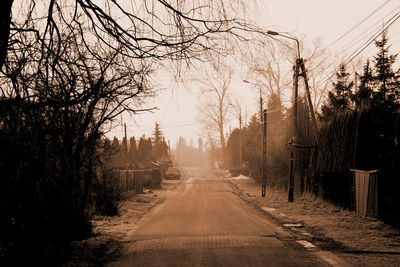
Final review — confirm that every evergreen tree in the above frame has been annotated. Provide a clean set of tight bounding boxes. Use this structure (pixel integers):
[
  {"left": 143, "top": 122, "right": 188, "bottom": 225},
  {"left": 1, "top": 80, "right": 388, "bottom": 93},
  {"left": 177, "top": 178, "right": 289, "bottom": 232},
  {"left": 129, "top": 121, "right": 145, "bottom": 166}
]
[
  {"left": 102, "top": 138, "right": 112, "bottom": 156},
  {"left": 101, "top": 138, "right": 113, "bottom": 169},
  {"left": 242, "top": 114, "right": 262, "bottom": 181},
  {"left": 267, "top": 92, "right": 284, "bottom": 124},
  {"left": 111, "top": 136, "right": 120, "bottom": 152},
  {"left": 152, "top": 123, "right": 168, "bottom": 161},
  {"left": 371, "top": 31, "right": 400, "bottom": 114},
  {"left": 226, "top": 128, "right": 240, "bottom": 169},
  {"left": 121, "top": 137, "right": 128, "bottom": 153},
  {"left": 266, "top": 92, "right": 289, "bottom": 188},
  {"left": 152, "top": 123, "right": 163, "bottom": 144},
  {"left": 138, "top": 136, "right": 148, "bottom": 163},
  {"left": 320, "top": 64, "right": 354, "bottom": 122},
  {"left": 147, "top": 137, "right": 154, "bottom": 162},
  {"left": 353, "top": 60, "right": 374, "bottom": 110},
  {"left": 128, "top": 136, "right": 137, "bottom": 163}
]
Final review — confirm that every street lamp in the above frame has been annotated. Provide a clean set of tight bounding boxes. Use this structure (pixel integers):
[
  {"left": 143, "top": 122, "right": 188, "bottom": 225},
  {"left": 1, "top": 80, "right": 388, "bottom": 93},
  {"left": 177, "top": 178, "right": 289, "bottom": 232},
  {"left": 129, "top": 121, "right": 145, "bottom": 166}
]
[
  {"left": 267, "top": 31, "right": 300, "bottom": 59},
  {"left": 243, "top": 79, "right": 267, "bottom": 198},
  {"left": 266, "top": 30, "right": 319, "bottom": 202},
  {"left": 266, "top": 30, "right": 318, "bottom": 145}
]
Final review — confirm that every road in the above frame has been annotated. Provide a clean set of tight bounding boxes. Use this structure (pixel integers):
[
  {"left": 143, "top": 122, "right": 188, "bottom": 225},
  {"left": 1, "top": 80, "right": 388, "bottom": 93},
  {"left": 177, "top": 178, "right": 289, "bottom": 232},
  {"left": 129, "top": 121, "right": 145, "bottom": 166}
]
[{"left": 109, "top": 168, "right": 330, "bottom": 266}]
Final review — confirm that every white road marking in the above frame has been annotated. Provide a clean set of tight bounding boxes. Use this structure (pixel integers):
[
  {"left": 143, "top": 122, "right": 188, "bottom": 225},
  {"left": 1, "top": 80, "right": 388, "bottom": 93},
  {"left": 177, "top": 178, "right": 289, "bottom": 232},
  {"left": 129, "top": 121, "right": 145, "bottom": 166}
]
[
  {"left": 296, "top": 240, "right": 316, "bottom": 249},
  {"left": 262, "top": 207, "right": 276, "bottom": 212},
  {"left": 283, "top": 223, "right": 303, "bottom": 227},
  {"left": 301, "top": 232, "right": 312, "bottom": 236}
]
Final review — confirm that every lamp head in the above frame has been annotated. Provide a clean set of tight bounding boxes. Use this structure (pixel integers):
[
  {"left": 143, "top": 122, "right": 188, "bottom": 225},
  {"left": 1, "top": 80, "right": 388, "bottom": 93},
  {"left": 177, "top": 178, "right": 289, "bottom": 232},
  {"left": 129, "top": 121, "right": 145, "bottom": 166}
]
[{"left": 267, "top": 30, "right": 279, "bottom": 36}]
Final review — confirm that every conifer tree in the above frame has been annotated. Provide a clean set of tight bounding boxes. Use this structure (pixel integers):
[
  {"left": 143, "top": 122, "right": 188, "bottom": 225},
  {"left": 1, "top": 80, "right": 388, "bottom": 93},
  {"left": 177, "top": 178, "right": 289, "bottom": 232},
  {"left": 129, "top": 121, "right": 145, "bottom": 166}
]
[
  {"left": 371, "top": 31, "right": 400, "bottom": 114},
  {"left": 128, "top": 136, "right": 137, "bottom": 163},
  {"left": 111, "top": 136, "right": 120, "bottom": 152},
  {"left": 152, "top": 123, "right": 169, "bottom": 161},
  {"left": 138, "top": 136, "right": 148, "bottom": 163},
  {"left": 353, "top": 60, "right": 374, "bottom": 110},
  {"left": 147, "top": 137, "right": 154, "bottom": 162},
  {"left": 320, "top": 64, "right": 354, "bottom": 122},
  {"left": 121, "top": 137, "right": 128, "bottom": 153},
  {"left": 152, "top": 123, "right": 163, "bottom": 144}
]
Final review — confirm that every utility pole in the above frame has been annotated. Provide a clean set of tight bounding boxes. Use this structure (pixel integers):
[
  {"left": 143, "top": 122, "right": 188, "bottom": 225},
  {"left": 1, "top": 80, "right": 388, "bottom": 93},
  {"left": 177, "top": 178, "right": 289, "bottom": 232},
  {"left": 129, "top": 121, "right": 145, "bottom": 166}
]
[
  {"left": 124, "top": 123, "right": 128, "bottom": 153},
  {"left": 293, "top": 60, "right": 300, "bottom": 137},
  {"left": 259, "top": 89, "right": 263, "bottom": 123},
  {"left": 354, "top": 72, "right": 358, "bottom": 94},
  {"left": 262, "top": 108, "right": 267, "bottom": 197},
  {"left": 268, "top": 30, "right": 319, "bottom": 201},
  {"left": 297, "top": 59, "right": 318, "bottom": 147},
  {"left": 239, "top": 110, "right": 242, "bottom": 175},
  {"left": 288, "top": 137, "right": 295, "bottom": 202}
]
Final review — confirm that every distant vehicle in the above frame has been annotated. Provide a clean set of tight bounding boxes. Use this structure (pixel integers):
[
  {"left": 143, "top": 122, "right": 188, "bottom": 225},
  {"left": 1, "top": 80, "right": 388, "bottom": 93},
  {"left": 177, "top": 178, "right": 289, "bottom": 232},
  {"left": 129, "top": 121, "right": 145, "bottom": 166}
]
[{"left": 165, "top": 167, "right": 181, "bottom": 180}]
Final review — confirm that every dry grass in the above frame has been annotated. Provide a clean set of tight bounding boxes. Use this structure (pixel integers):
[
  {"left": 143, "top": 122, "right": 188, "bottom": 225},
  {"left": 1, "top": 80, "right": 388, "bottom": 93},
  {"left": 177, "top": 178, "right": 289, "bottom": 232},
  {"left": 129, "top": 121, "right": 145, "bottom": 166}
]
[{"left": 230, "top": 177, "right": 400, "bottom": 266}]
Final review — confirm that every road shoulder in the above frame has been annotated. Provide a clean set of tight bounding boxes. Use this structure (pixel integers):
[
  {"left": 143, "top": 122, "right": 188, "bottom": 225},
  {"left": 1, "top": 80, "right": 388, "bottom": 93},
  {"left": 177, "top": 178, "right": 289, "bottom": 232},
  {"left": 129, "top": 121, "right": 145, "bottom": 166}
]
[
  {"left": 228, "top": 176, "right": 400, "bottom": 266},
  {"left": 64, "top": 178, "right": 183, "bottom": 266}
]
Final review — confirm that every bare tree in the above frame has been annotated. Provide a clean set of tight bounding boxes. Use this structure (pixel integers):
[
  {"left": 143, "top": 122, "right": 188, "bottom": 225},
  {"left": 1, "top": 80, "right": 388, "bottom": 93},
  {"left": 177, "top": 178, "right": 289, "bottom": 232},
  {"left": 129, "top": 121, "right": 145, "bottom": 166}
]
[
  {"left": 0, "top": 5, "right": 154, "bottom": 263},
  {"left": 245, "top": 38, "right": 292, "bottom": 103},
  {"left": 0, "top": 1, "right": 277, "bottom": 263},
  {"left": 302, "top": 38, "right": 336, "bottom": 111},
  {"left": 246, "top": 35, "right": 337, "bottom": 112},
  {"left": 198, "top": 59, "right": 233, "bottom": 169},
  {"left": 0, "top": 0, "right": 263, "bottom": 70}
]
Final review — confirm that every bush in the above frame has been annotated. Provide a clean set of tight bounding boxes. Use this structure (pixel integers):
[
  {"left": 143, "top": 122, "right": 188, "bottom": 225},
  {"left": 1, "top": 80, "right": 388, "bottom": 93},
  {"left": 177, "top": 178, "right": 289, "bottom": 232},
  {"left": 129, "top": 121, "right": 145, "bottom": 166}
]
[{"left": 95, "top": 170, "right": 122, "bottom": 216}]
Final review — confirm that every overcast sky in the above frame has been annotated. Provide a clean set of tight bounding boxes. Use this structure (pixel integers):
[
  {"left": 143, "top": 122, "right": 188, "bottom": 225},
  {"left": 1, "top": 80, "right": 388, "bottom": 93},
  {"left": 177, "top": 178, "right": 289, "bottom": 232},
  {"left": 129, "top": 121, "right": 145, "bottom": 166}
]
[{"left": 106, "top": 0, "right": 400, "bottom": 147}]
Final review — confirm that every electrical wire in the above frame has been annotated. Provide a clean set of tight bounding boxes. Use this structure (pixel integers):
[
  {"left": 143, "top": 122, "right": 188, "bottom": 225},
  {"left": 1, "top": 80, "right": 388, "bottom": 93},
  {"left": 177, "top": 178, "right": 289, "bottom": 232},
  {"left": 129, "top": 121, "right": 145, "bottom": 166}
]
[
  {"left": 327, "top": 0, "right": 392, "bottom": 48},
  {"left": 317, "top": 11, "right": 400, "bottom": 93},
  {"left": 309, "top": 4, "right": 400, "bottom": 83},
  {"left": 333, "top": 5, "right": 400, "bottom": 56}
]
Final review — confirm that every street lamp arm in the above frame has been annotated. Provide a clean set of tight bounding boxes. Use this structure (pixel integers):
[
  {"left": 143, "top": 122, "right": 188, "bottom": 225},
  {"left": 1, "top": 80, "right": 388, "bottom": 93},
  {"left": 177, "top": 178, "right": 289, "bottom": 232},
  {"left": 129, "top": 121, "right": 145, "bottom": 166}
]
[{"left": 267, "top": 30, "right": 300, "bottom": 59}]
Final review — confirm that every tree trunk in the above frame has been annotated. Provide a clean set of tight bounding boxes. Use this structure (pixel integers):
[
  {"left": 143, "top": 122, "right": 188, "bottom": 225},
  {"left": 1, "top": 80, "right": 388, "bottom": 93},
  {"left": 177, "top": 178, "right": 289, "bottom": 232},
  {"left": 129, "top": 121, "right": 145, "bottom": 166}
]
[{"left": 0, "top": 0, "right": 13, "bottom": 69}]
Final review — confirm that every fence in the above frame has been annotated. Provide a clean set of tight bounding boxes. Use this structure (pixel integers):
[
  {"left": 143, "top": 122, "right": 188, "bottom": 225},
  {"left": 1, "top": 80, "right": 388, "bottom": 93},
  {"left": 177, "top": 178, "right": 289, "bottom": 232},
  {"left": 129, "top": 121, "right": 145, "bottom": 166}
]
[
  {"left": 110, "top": 168, "right": 161, "bottom": 194},
  {"left": 351, "top": 169, "right": 379, "bottom": 218}
]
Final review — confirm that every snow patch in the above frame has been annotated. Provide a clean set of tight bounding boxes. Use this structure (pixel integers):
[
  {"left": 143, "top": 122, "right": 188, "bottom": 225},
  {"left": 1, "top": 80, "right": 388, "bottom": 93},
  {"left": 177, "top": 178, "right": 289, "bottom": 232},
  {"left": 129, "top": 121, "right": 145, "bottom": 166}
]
[
  {"left": 230, "top": 175, "right": 250, "bottom": 180},
  {"left": 262, "top": 207, "right": 276, "bottom": 212},
  {"left": 283, "top": 223, "right": 303, "bottom": 228},
  {"left": 297, "top": 240, "right": 316, "bottom": 249}
]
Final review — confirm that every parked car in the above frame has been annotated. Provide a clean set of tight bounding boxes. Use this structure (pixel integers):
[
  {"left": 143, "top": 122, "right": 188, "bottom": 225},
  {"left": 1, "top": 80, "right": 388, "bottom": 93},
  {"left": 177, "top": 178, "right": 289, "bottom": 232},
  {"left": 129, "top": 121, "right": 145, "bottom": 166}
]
[{"left": 165, "top": 167, "right": 181, "bottom": 180}]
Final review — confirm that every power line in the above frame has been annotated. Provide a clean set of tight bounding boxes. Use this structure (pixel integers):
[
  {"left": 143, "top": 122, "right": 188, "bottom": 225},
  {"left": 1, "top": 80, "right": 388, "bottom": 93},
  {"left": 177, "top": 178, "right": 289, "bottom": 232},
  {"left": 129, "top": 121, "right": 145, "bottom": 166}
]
[
  {"left": 333, "top": 5, "right": 400, "bottom": 55},
  {"left": 316, "top": 4, "right": 400, "bottom": 73},
  {"left": 344, "top": 12, "right": 400, "bottom": 68},
  {"left": 327, "top": 0, "right": 392, "bottom": 48},
  {"left": 318, "top": 12, "right": 400, "bottom": 93}
]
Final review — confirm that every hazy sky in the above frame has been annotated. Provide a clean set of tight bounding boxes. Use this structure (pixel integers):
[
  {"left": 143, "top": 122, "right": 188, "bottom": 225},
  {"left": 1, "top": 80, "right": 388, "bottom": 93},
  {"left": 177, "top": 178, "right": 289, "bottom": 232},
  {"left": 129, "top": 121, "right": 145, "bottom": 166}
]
[{"left": 107, "top": 0, "right": 400, "bottom": 146}]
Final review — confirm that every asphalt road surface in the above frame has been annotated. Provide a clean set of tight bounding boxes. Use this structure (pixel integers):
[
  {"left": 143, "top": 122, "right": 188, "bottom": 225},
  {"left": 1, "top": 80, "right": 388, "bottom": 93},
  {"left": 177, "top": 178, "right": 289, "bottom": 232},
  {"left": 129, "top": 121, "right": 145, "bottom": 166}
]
[{"left": 109, "top": 168, "right": 331, "bottom": 267}]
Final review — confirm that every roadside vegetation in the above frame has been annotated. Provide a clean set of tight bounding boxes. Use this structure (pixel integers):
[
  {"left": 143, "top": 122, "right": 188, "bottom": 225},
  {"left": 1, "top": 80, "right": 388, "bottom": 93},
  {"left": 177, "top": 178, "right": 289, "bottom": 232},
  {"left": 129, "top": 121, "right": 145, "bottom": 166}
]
[{"left": 224, "top": 31, "right": 400, "bottom": 226}]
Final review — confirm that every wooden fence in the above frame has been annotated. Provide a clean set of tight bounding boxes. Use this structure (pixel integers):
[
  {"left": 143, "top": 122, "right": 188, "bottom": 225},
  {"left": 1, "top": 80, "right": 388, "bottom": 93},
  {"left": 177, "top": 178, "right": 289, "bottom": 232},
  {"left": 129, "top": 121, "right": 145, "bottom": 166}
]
[
  {"left": 351, "top": 169, "right": 379, "bottom": 218},
  {"left": 110, "top": 169, "right": 161, "bottom": 194}
]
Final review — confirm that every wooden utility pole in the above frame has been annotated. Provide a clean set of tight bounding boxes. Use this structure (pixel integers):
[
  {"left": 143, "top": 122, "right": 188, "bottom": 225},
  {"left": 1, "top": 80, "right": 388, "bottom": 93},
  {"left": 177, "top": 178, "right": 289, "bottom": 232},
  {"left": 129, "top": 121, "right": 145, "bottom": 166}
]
[
  {"left": 288, "top": 137, "right": 295, "bottom": 202},
  {"left": 124, "top": 123, "right": 128, "bottom": 152},
  {"left": 262, "top": 108, "right": 267, "bottom": 197},
  {"left": 298, "top": 59, "right": 318, "bottom": 147},
  {"left": 289, "top": 58, "right": 319, "bottom": 201},
  {"left": 293, "top": 60, "right": 300, "bottom": 135},
  {"left": 259, "top": 89, "right": 263, "bottom": 123},
  {"left": 239, "top": 110, "right": 242, "bottom": 174},
  {"left": 266, "top": 30, "right": 319, "bottom": 201}
]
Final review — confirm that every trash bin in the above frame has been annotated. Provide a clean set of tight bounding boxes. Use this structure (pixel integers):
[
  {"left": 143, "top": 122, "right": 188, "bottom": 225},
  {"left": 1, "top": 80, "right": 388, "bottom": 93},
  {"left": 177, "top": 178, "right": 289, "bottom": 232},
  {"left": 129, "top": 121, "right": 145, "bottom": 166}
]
[{"left": 350, "top": 169, "right": 378, "bottom": 218}]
